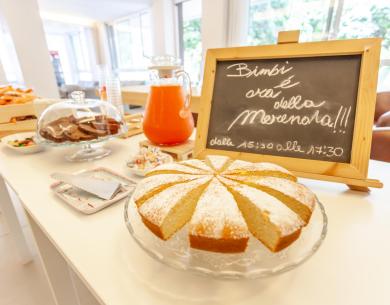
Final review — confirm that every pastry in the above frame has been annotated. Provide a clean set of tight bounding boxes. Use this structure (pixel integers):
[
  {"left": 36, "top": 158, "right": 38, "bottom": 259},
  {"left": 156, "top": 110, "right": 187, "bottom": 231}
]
[
  {"left": 189, "top": 178, "right": 249, "bottom": 253},
  {"left": 146, "top": 163, "right": 211, "bottom": 176},
  {"left": 78, "top": 123, "right": 108, "bottom": 137},
  {"left": 138, "top": 176, "right": 212, "bottom": 240},
  {"left": 39, "top": 115, "right": 122, "bottom": 143},
  {"left": 222, "top": 159, "right": 297, "bottom": 181},
  {"left": 133, "top": 174, "right": 199, "bottom": 207},
  {"left": 223, "top": 175, "right": 315, "bottom": 224},
  {"left": 205, "top": 154, "right": 232, "bottom": 173},
  {"left": 134, "top": 155, "right": 317, "bottom": 253},
  {"left": 218, "top": 176, "right": 304, "bottom": 252}
]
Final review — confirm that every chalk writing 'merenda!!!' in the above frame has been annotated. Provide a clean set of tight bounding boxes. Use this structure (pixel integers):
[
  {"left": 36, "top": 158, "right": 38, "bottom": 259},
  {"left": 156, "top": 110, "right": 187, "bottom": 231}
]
[{"left": 227, "top": 105, "right": 352, "bottom": 135}]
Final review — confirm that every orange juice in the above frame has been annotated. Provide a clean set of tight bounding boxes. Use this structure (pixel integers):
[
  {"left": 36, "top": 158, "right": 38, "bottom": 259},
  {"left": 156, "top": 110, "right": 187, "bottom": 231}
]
[{"left": 143, "top": 85, "right": 194, "bottom": 145}]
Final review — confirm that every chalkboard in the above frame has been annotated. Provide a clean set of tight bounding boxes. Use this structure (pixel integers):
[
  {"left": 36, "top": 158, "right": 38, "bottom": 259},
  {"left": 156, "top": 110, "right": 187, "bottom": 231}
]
[{"left": 206, "top": 55, "right": 362, "bottom": 163}]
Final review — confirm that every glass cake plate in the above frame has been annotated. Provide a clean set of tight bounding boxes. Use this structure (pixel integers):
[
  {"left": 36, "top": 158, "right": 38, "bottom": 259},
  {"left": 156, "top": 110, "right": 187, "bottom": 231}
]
[
  {"left": 36, "top": 91, "right": 127, "bottom": 162},
  {"left": 124, "top": 196, "right": 327, "bottom": 280}
]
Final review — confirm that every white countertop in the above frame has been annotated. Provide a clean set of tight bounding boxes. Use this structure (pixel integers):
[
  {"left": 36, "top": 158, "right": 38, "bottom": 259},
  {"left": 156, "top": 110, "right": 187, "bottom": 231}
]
[{"left": 1, "top": 135, "right": 390, "bottom": 305}]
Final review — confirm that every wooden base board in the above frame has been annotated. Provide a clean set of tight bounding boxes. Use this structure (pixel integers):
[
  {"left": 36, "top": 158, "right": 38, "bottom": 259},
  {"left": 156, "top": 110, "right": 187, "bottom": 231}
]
[
  {"left": 120, "top": 127, "right": 143, "bottom": 139},
  {"left": 139, "top": 140, "right": 194, "bottom": 160},
  {"left": 0, "top": 119, "right": 37, "bottom": 138},
  {"left": 120, "top": 113, "right": 143, "bottom": 139},
  {"left": 294, "top": 170, "right": 383, "bottom": 192}
]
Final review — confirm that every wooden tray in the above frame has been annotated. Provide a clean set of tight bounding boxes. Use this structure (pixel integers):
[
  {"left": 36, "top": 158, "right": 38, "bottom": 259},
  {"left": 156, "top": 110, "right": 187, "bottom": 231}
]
[
  {"left": 0, "top": 102, "right": 37, "bottom": 137},
  {"left": 139, "top": 139, "right": 194, "bottom": 160},
  {"left": 120, "top": 113, "right": 143, "bottom": 139}
]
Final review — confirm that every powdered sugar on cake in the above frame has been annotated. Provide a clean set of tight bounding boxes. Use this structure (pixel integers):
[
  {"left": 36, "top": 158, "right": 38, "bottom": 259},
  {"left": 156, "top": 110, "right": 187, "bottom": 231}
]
[
  {"left": 179, "top": 159, "right": 213, "bottom": 173},
  {"left": 218, "top": 176, "right": 304, "bottom": 236},
  {"left": 189, "top": 178, "right": 248, "bottom": 239},
  {"left": 147, "top": 163, "right": 210, "bottom": 175},
  {"left": 205, "top": 155, "right": 231, "bottom": 172},
  {"left": 222, "top": 160, "right": 293, "bottom": 176},
  {"left": 225, "top": 175, "right": 315, "bottom": 210},
  {"left": 134, "top": 155, "right": 318, "bottom": 253},
  {"left": 139, "top": 176, "right": 212, "bottom": 226},
  {"left": 133, "top": 174, "right": 199, "bottom": 202}
]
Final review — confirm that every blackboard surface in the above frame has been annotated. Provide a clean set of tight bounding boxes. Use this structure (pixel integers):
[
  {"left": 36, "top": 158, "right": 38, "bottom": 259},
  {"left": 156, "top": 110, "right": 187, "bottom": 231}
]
[{"left": 206, "top": 55, "right": 362, "bottom": 163}]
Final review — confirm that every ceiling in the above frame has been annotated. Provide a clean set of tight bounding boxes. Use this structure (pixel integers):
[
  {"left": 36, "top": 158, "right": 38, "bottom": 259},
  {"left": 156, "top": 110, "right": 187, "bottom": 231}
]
[{"left": 38, "top": 0, "right": 152, "bottom": 22}]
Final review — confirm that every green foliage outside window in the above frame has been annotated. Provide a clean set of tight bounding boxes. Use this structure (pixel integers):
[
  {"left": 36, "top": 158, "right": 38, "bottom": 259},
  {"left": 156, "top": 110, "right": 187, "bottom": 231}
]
[
  {"left": 248, "top": 0, "right": 390, "bottom": 59},
  {"left": 183, "top": 18, "right": 202, "bottom": 83}
]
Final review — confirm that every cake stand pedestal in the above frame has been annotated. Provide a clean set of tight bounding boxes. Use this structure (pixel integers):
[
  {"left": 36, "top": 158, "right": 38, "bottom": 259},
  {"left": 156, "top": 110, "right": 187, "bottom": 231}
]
[{"left": 65, "top": 143, "right": 111, "bottom": 162}]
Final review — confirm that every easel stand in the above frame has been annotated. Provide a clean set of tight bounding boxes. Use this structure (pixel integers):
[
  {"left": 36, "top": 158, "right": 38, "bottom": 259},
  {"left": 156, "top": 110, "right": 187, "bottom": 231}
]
[
  {"left": 194, "top": 30, "right": 383, "bottom": 192},
  {"left": 279, "top": 31, "right": 382, "bottom": 192}
]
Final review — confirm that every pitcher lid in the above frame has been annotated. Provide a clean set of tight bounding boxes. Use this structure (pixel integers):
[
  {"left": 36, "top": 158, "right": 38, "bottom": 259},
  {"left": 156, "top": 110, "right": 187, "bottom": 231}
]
[{"left": 148, "top": 55, "right": 182, "bottom": 77}]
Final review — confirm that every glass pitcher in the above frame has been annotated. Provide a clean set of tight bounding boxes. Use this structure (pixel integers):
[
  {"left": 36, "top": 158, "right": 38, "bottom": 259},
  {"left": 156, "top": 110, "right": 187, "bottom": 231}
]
[{"left": 143, "top": 56, "right": 194, "bottom": 146}]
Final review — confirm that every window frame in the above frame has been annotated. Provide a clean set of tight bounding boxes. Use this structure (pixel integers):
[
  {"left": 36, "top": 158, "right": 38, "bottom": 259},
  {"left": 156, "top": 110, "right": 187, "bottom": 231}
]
[{"left": 109, "top": 9, "right": 152, "bottom": 72}]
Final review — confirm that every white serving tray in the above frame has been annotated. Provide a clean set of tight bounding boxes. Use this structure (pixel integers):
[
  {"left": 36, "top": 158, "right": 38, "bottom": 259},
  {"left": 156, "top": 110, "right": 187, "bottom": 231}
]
[{"left": 51, "top": 167, "right": 137, "bottom": 214}]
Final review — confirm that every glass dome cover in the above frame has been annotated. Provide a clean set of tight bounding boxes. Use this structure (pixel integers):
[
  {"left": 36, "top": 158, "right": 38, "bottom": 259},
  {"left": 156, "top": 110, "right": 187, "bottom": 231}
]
[{"left": 37, "top": 91, "right": 127, "bottom": 161}]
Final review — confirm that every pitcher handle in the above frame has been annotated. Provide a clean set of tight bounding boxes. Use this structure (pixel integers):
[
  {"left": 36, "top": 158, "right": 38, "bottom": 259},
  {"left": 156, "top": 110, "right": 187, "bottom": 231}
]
[{"left": 176, "top": 70, "right": 192, "bottom": 118}]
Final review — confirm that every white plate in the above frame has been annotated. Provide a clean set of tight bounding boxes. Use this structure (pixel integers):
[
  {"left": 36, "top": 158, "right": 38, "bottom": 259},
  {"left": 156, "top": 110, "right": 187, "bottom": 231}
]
[{"left": 1, "top": 132, "right": 44, "bottom": 154}]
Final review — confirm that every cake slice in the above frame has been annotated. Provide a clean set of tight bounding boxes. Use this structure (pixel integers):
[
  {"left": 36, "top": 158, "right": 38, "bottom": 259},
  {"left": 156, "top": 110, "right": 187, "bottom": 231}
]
[
  {"left": 189, "top": 178, "right": 249, "bottom": 253},
  {"left": 222, "top": 160, "right": 297, "bottom": 182},
  {"left": 224, "top": 175, "right": 315, "bottom": 224},
  {"left": 139, "top": 176, "right": 212, "bottom": 240},
  {"left": 146, "top": 163, "right": 210, "bottom": 176},
  {"left": 178, "top": 159, "right": 213, "bottom": 173},
  {"left": 133, "top": 174, "right": 199, "bottom": 207},
  {"left": 218, "top": 176, "right": 304, "bottom": 252},
  {"left": 205, "top": 155, "right": 232, "bottom": 173}
]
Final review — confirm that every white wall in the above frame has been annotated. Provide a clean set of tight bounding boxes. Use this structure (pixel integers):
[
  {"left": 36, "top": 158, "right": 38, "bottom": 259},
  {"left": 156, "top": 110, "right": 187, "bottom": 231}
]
[
  {"left": 0, "top": 61, "right": 6, "bottom": 84},
  {"left": 201, "top": 0, "right": 228, "bottom": 53},
  {"left": 227, "top": 0, "right": 249, "bottom": 46},
  {"left": 0, "top": 0, "right": 59, "bottom": 97},
  {"left": 150, "top": 0, "right": 176, "bottom": 56}
]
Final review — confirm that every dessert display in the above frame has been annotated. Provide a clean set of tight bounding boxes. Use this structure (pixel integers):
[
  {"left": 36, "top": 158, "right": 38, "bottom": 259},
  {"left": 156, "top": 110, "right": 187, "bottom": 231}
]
[
  {"left": 37, "top": 91, "right": 126, "bottom": 161},
  {"left": 127, "top": 147, "right": 173, "bottom": 176},
  {"left": 133, "top": 155, "right": 317, "bottom": 253},
  {"left": 39, "top": 114, "right": 122, "bottom": 143},
  {"left": 0, "top": 86, "right": 36, "bottom": 105}
]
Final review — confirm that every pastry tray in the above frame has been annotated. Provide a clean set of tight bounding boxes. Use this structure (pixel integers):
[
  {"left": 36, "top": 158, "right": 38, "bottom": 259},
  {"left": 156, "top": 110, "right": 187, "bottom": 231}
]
[
  {"left": 124, "top": 197, "right": 327, "bottom": 280},
  {"left": 51, "top": 167, "right": 136, "bottom": 214}
]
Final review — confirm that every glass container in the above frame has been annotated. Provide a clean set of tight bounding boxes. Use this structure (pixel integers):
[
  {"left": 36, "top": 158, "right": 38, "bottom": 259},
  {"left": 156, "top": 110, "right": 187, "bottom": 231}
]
[
  {"left": 37, "top": 91, "right": 126, "bottom": 161},
  {"left": 124, "top": 196, "right": 327, "bottom": 280},
  {"left": 143, "top": 55, "right": 194, "bottom": 145}
]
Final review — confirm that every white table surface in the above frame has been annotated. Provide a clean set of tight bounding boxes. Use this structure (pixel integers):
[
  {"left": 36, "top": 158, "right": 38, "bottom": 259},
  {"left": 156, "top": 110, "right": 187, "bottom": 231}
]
[{"left": 1, "top": 135, "right": 390, "bottom": 305}]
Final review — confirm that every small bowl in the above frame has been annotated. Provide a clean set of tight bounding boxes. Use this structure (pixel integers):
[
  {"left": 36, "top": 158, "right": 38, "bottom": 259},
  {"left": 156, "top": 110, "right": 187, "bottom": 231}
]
[
  {"left": 127, "top": 153, "right": 173, "bottom": 177},
  {"left": 1, "top": 132, "right": 44, "bottom": 154}
]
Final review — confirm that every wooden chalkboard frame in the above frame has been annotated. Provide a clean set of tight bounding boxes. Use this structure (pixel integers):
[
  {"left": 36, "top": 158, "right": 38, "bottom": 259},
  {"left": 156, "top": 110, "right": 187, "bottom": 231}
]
[{"left": 195, "top": 32, "right": 383, "bottom": 191}]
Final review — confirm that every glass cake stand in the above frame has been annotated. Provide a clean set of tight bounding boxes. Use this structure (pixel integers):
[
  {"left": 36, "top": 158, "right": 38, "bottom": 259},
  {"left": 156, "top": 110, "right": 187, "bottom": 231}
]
[
  {"left": 36, "top": 91, "right": 127, "bottom": 162},
  {"left": 37, "top": 134, "right": 123, "bottom": 162},
  {"left": 124, "top": 196, "right": 327, "bottom": 280}
]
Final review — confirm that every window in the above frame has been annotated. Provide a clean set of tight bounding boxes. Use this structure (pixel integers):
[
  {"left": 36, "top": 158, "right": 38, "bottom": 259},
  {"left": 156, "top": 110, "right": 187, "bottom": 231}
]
[
  {"left": 248, "top": 0, "right": 390, "bottom": 89},
  {"left": 0, "top": 20, "right": 23, "bottom": 84},
  {"left": 331, "top": 0, "right": 390, "bottom": 90},
  {"left": 176, "top": 0, "right": 202, "bottom": 84},
  {"left": 44, "top": 20, "right": 95, "bottom": 85},
  {"left": 46, "top": 33, "right": 74, "bottom": 84},
  {"left": 112, "top": 11, "right": 152, "bottom": 80},
  {"left": 248, "top": 0, "right": 331, "bottom": 45}
]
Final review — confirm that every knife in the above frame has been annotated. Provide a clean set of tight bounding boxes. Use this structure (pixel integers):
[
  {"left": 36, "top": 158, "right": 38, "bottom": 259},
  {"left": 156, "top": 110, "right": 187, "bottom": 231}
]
[{"left": 51, "top": 172, "right": 122, "bottom": 200}]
